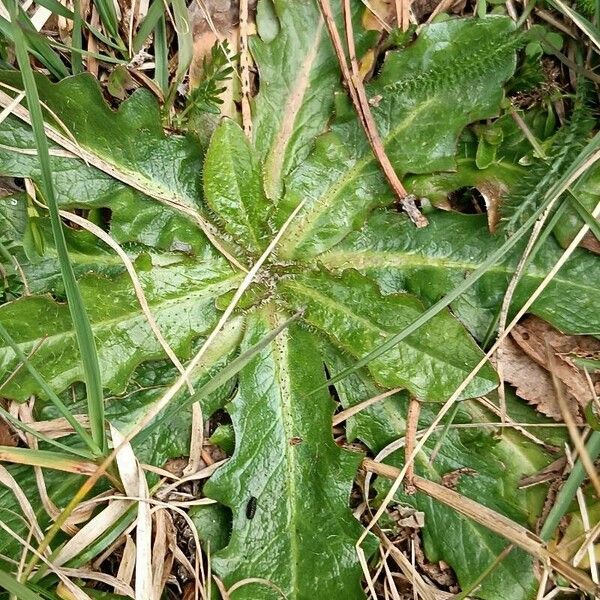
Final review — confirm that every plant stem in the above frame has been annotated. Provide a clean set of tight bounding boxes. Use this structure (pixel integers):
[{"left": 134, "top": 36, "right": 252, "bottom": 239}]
[
  {"left": 8, "top": 1, "right": 107, "bottom": 454},
  {"left": 540, "top": 430, "right": 600, "bottom": 541}
]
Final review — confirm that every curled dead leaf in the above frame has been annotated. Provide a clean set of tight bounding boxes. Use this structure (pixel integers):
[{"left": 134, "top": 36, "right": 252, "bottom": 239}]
[{"left": 500, "top": 316, "right": 600, "bottom": 423}]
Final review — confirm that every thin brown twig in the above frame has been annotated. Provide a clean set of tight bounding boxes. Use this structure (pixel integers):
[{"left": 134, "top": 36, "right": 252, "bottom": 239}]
[
  {"left": 342, "top": 0, "right": 426, "bottom": 227},
  {"left": 404, "top": 396, "right": 421, "bottom": 492},
  {"left": 317, "top": 0, "right": 428, "bottom": 228},
  {"left": 239, "top": 0, "right": 253, "bottom": 138}
]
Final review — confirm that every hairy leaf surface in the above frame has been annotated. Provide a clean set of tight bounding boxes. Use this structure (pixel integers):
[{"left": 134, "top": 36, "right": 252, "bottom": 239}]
[
  {"left": 0, "top": 257, "right": 240, "bottom": 400},
  {"left": 251, "top": 0, "right": 371, "bottom": 200},
  {"left": 274, "top": 16, "right": 517, "bottom": 260},
  {"left": 320, "top": 210, "right": 600, "bottom": 339},
  {"left": 204, "top": 306, "right": 370, "bottom": 599},
  {"left": 279, "top": 270, "right": 498, "bottom": 401},
  {"left": 204, "top": 119, "right": 271, "bottom": 251}
]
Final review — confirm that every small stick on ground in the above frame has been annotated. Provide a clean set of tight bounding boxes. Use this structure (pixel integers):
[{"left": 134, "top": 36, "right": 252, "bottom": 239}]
[
  {"left": 317, "top": 0, "right": 428, "bottom": 228},
  {"left": 405, "top": 396, "right": 421, "bottom": 493},
  {"left": 239, "top": 0, "right": 253, "bottom": 138}
]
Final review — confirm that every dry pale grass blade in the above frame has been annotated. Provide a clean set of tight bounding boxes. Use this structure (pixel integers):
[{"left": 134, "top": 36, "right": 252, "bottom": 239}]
[
  {"left": 333, "top": 388, "right": 401, "bottom": 426},
  {"left": 60, "top": 567, "right": 135, "bottom": 597},
  {"left": 536, "top": 568, "right": 550, "bottom": 599},
  {"left": 496, "top": 205, "right": 552, "bottom": 422},
  {"left": 57, "top": 209, "right": 193, "bottom": 392},
  {"left": 0, "top": 89, "right": 245, "bottom": 272},
  {"left": 183, "top": 402, "right": 204, "bottom": 476},
  {"left": 226, "top": 577, "right": 287, "bottom": 598},
  {"left": 380, "top": 549, "right": 402, "bottom": 600},
  {"left": 0, "top": 519, "right": 92, "bottom": 599},
  {"left": 377, "top": 530, "right": 438, "bottom": 600},
  {"left": 564, "top": 447, "right": 598, "bottom": 583},
  {"left": 18, "top": 403, "right": 72, "bottom": 533},
  {"left": 0, "top": 91, "right": 25, "bottom": 124},
  {"left": 97, "top": 495, "right": 208, "bottom": 598},
  {"left": 355, "top": 198, "right": 600, "bottom": 563},
  {"left": 0, "top": 465, "right": 45, "bottom": 548},
  {"left": 109, "top": 425, "right": 152, "bottom": 600},
  {"left": 111, "top": 425, "right": 141, "bottom": 498},
  {"left": 573, "top": 521, "right": 600, "bottom": 569},
  {"left": 115, "top": 535, "right": 136, "bottom": 595},
  {"left": 134, "top": 464, "right": 152, "bottom": 600},
  {"left": 477, "top": 396, "right": 550, "bottom": 449},
  {"left": 159, "top": 459, "right": 225, "bottom": 498},
  {"left": 53, "top": 500, "right": 132, "bottom": 567},
  {"left": 363, "top": 459, "right": 599, "bottom": 595},
  {"left": 30, "top": 5, "right": 52, "bottom": 31},
  {"left": 0, "top": 81, "right": 89, "bottom": 165},
  {"left": 25, "top": 415, "right": 90, "bottom": 439},
  {"left": 151, "top": 510, "right": 174, "bottom": 600}
]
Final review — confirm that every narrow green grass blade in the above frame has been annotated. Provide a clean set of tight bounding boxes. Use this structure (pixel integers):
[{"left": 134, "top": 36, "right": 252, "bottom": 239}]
[
  {"left": 71, "top": 0, "right": 83, "bottom": 74},
  {"left": 133, "top": 0, "right": 164, "bottom": 54},
  {"left": 0, "top": 323, "right": 101, "bottom": 455},
  {"left": 0, "top": 446, "right": 96, "bottom": 473},
  {"left": 540, "top": 430, "right": 600, "bottom": 541},
  {"left": 32, "top": 0, "right": 74, "bottom": 19},
  {"left": 572, "top": 357, "right": 600, "bottom": 370},
  {"left": 165, "top": 0, "right": 192, "bottom": 106},
  {"left": 92, "top": 0, "right": 121, "bottom": 44},
  {"left": 0, "top": 568, "right": 43, "bottom": 600},
  {"left": 8, "top": 1, "right": 107, "bottom": 454},
  {"left": 0, "top": 16, "right": 68, "bottom": 79},
  {"left": 154, "top": 14, "right": 169, "bottom": 94},
  {"left": 314, "top": 132, "right": 600, "bottom": 393},
  {"left": 49, "top": 39, "right": 127, "bottom": 65},
  {"left": 0, "top": 402, "right": 94, "bottom": 459},
  {"left": 548, "top": 0, "right": 600, "bottom": 52},
  {"left": 569, "top": 193, "right": 600, "bottom": 240}
]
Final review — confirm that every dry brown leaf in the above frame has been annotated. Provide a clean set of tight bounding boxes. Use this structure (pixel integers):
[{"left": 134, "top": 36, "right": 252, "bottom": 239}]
[
  {"left": 500, "top": 316, "right": 600, "bottom": 423},
  {"left": 499, "top": 336, "right": 568, "bottom": 421},
  {"left": 580, "top": 231, "right": 600, "bottom": 255},
  {"left": 0, "top": 414, "right": 17, "bottom": 446}
]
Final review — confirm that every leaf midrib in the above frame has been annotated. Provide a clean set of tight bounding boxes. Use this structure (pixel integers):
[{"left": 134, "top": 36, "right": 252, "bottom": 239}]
[
  {"left": 317, "top": 249, "right": 598, "bottom": 293},
  {"left": 285, "top": 279, "right": 493, "bottom": 379},
  {"left": 271, "top": 318, "right": 300, "bottom": 596},
  {"left": 1, "top": 273, "right": 241, "bottom": 353},
  {"left": 277, "top": 99, "right": 435, "bottom": 258}
]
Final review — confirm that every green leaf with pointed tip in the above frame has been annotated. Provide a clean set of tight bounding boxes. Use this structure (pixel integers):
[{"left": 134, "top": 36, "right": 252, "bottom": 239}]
[
  {"left": 279, "top": 270, "right": 498, "bottom": 402},
  {"left": 250, "top": 0, "right": 372, "bottom": 200},
  {"left": 204, "top": 119, "right": 271, "bottom": 252},
  {"left": 326, "top": 344, "right": 561, "bottom": 600},
  {"left": 273, "top": 16, "right": 517, "bottom": 260},
  {"left": 0, "top": 72, "right": 203, "bottom": 210},
  {"left": 204, "top": 305, "right": 373, "bottom": 599},
  {"left": 0, "top": 72, "right": 245, "bottom": 267},
  {"left": 320, "top": 210, "right": 600, "bottom": 340},
  {"left": 0, "top": 257, "right": 241, "bottom": 401}
]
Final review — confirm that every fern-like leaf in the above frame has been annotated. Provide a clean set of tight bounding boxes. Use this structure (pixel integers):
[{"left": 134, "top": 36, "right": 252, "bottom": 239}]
[{"left": 500, "top": 80, "right": 595, "bottom": 234}]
